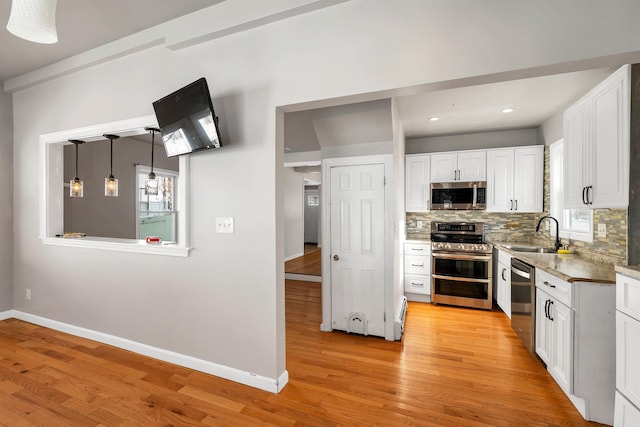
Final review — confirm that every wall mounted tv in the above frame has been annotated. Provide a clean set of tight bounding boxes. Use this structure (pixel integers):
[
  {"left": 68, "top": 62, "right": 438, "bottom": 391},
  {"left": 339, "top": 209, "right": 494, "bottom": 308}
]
[{"left": 152, "top": 77, "right": 222, "bottom": 157}]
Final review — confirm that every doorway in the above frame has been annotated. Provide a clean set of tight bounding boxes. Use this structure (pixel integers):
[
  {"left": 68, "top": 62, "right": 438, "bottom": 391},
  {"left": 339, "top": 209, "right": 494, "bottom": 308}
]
[{"left": 303, "top": 179, "right": 320, "bottom": 249}]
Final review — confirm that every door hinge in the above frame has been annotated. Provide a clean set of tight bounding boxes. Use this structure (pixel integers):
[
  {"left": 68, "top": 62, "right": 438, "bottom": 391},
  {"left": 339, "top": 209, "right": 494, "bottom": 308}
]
[
  {"left": 384, "top": 312, "right": 386, "bottom": 321},
  {"left": 383, "top": 177, "right": 386, "bottom": 186}
]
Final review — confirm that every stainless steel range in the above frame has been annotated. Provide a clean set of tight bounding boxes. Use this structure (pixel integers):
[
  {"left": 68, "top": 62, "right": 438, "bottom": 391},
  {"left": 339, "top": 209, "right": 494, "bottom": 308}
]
[{"left": 430, "top": 222, "right": 493, "bottom": 310}]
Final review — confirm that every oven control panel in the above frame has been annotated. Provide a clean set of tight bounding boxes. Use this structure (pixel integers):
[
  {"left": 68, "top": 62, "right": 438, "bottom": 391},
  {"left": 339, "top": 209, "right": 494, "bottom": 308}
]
[{"left": 431, "top": 241, "right": 492, "bottom": 254}]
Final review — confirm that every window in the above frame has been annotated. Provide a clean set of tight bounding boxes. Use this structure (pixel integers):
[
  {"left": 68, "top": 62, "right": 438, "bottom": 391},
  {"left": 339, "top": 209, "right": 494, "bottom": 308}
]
[
  {"left": 136, "top": 165, "right": 178, "bottom": 242},
  {"left": 549, "top": 139, "right": 593, "bottom": 242},
  {"left": 40, "top": 114, "right": 190, "bottom": 256}
]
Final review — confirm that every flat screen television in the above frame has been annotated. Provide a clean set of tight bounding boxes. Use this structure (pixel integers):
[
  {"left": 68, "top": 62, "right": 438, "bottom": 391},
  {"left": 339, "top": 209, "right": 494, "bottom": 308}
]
[{"left": 152, "top": 78, "right": 222, "bottom": 157}]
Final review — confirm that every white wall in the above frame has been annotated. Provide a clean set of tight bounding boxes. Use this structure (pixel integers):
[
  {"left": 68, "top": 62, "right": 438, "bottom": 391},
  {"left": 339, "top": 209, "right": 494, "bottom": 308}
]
[
  {"left": 391, "top": 99, "right": 405, "bottom": 336},
  {"left": 9, "top": 0, "right": 640, "bottom": 389},
  {"left": 63, "top": 138, "right": 179, "bottom": 238},
  {"left": 539, "top": 109, "right": 565, "bottom": 145},
  {"left": 283, "top": 166, "right": 321, "bottom": 260},
  {"left": 0, "top": 91, "right": 12, "bottom": 311},
  {"left": 406, "top": 128, "right": 539, "bottom": 154}
]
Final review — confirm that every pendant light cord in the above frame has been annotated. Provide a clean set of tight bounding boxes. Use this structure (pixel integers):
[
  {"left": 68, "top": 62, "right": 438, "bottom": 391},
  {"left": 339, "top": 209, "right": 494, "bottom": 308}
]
[
  {"left": 75, "top": 142, "right": 79, "bottom": 178},
  {"left": 145, "top": 127, "right": 160, "bottom": 175},
  {"left": 109, "top": 138, "right": 113, "bottom": 176}
]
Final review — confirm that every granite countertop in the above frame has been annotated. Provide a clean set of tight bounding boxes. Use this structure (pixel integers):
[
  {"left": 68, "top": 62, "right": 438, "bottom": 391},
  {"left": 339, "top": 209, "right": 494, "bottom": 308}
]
[
  {"left": 492, "top": 242, "right": 616, "bottom": 284},
  {"left": 615, "top": 265, "right": 640, "bottom": 281}
]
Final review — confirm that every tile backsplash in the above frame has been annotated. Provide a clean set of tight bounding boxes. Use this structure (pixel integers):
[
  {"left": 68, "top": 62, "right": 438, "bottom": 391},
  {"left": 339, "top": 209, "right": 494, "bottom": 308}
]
[{"left": 406, "top": 146, "right": 628, "bottom": 266}]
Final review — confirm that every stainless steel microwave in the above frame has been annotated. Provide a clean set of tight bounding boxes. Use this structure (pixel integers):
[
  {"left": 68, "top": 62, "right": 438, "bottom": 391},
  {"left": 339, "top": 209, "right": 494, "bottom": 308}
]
[{"left": 430, "top": 181, "right": 486, "bottom": 210}]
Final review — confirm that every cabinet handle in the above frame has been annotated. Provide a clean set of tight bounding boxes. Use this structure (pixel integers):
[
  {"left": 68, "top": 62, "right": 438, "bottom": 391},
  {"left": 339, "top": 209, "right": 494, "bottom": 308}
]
[
  {"left": 587, "top": 185, "right": 593, "bottom": 205},
  {"left": 548, "top": 300, "right": 554, "bottom": 321},
  {"left": 501, "top": 268, "right": 507, "bottom": 281},
  {"left": 514, "top": 200, "right": 518, "bottom": 211},
  {"left": 582, "top": 186, "right": 587, "bottom": 205},
  {"left": 411, "top": 263, "right": 424, "bottom": 267},
  {"left": 510, "top": 200, "right": 513, "bottom": 210},
  {"left": 543, "top": 280, "right": 556, "bottom": 288},
  {"left": 410, "top": 248, "right": 424, "bottom": 251},
  {"left": 544, "top": 299, "right": 550, "bottom": 319}
]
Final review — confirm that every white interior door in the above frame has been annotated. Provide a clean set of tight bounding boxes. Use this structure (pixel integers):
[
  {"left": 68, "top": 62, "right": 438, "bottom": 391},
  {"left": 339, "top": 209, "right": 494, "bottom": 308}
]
[{"left": 330, "top": 163, "right": 385, "bottom": 337}]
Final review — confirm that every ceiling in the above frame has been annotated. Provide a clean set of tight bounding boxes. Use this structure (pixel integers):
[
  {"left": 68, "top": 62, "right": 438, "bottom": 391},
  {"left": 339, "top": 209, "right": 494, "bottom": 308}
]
[
  {"left": 0, "top": 2, "right": 619, "bottom": 153},
  {"left": 0, "top": 0, "right": 223, "bottom": 82},
  {"left": 284, "top": 67, "right": 614, "bottom": 154}
]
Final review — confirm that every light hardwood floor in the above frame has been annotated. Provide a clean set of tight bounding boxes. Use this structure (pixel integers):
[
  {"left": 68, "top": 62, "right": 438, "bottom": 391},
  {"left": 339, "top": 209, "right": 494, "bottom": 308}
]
[
  {"left": 0, "top": 281, "right": 604, "bottom": 426},
  {"left": 285, "top": 247, "right": 321, "bottom": 276}
]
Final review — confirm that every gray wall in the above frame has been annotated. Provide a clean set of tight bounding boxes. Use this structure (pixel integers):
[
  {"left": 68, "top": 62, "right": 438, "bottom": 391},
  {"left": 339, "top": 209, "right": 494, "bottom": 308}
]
[
  {"left": 8, "top": 0, "right": 640, "bottom": 387},
  {"left": 0, "top": 91, "right": 12, "bottom": 311},
  {"left": 406, "top": 128, "right": 539, "bottom": 154},
  {"left": 63, "top": 137, "right": 178, "bottom": 239},
  {"left": 283, "top": 167, "right": 321, "bottom": 259}
]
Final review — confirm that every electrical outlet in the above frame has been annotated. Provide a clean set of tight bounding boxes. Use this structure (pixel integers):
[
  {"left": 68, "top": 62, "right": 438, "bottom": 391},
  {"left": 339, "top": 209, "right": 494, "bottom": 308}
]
[
  {"left": 215, "top": 217, "right": 234, "bottom": 234},
  {"left": 417, "top": 220, "right": 423, "bottom": 229},
  {"left": 26, "top": 288, "right": 31, "bottom": 301},
  {"left": 597, "top": 223, "right": 607, "bottom": 238}
]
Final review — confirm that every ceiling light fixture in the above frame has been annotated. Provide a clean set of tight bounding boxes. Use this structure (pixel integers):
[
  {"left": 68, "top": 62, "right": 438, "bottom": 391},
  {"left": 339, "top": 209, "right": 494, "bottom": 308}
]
[
  {"left": 502, "top": 108, "right": 515, "bottom": 113},
  {"left": 103, "top": 134, "right": 120, "bottom": 197},
  {"left": 6, "top": 0, "right": 58, "bottom": 44},
  {"left": 429, "top": 116, "right": 440, "bottom": 121},
  {"left": 69, "top": 139, "right": 84, "bottom": 198},
  {"left": 145, "top": 127, "right": 160, "bottom": 195}
]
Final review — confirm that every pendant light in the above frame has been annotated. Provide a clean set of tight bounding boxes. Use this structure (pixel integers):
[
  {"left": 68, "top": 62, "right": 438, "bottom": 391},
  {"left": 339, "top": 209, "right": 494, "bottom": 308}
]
[
  {"left": 6, "top": 0, "right": 58, "bottom": 44},
  {"left": 145, "top": 127, "right": 160, "bottom": 195},
  {"left": 69, "top": 139, "right": 84, "bottom": 198},
  {"left": 103, "top": 134, "right": 120, "bottom": 197}
]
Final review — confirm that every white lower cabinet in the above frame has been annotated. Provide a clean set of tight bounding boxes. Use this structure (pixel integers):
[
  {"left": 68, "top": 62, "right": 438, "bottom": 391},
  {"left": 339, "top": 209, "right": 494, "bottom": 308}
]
[
  {"left": 535, "top": 269, "right": 615, "bottom": 425},
  {"left": 495, "top": 250, "right": 511, "bottom": 318},
  {"left": 404, "top": 242, "right": 430, "bottom": 302},
  {"left": 615, "top": 273, "right": 640, "bottom": 426}
]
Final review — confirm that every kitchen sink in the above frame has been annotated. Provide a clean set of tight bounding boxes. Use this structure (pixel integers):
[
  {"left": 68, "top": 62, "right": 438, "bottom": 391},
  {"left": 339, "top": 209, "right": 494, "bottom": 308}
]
[{"left": 501, "top": 244, "right": 556, "bottom": 254}]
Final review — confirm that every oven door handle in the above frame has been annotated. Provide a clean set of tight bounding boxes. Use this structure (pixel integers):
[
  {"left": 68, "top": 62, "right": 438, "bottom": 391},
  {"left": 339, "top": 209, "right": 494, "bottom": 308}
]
[
  {"left": 432, "top": 252, "right": 491, "bottom": 261},
  {"left": 431, "top": 274, "right": 491, "bottom": 284}
]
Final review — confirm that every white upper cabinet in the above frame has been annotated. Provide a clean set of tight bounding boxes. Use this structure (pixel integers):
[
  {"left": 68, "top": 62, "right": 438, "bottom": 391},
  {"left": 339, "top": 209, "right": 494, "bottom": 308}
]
[
  {"left": 405, "top": 154, "right": 430, "bottom": 212},
  {"left": 486, "top": 146, "right": 543, "bottom": 212},
  {"left": 431, "top": 150, "right": 486, "bottom": 183},
  {"left": 564, "top": 64, "right": 630, "bottom": 209}
]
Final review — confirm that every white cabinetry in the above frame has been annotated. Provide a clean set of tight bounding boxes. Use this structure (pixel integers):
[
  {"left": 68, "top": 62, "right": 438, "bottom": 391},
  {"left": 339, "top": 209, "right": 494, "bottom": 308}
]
[
  {"left": 430, "top": 150, "right": 486, "bottom": 183},
  {"left": 405, "top": 154, "right": 430, "bottom": 212},
  {"left": 563, "top": 64, "right": 630, "bottom": 209},
  {"left": 495, "top": 249, "right": 511, "bottom": 318},
  {"left": 615, "top": 273, "right": 640, "bottom": 426},
  {"left": 404, "top": 242, "right": 431, "bottom": 302},
  {"left": 486, "top": 146, "right": 543, "bottom": 212},
  {"left": 534, "top": 269, "right": 615, "bottom": 424}
]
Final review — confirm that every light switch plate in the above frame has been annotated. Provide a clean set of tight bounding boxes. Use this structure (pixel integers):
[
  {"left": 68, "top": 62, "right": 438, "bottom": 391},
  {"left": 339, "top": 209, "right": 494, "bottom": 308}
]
[
  {"left": 417, "top": 220, "right": 423, "bottom": 229},
  {"left": 597, "top": 223, "right": 606, "bottom": 238},
  {"left": 216, "top": 217, "right": 234, "bottom": 234}
]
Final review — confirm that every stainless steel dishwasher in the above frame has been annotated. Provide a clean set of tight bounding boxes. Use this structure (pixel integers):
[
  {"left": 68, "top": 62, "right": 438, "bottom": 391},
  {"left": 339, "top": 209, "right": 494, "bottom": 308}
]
[{"left": 511, "top": 258, "right": 535, "bottom": 354}]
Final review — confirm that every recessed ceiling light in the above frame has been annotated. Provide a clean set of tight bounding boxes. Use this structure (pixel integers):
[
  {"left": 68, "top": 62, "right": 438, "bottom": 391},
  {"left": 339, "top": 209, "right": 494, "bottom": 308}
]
[
  {"left": 429, "top": 116, "right": 440, "bottom": 121},
  {"left": 502, "top": 108, "right": 515, "bottom": 113}
]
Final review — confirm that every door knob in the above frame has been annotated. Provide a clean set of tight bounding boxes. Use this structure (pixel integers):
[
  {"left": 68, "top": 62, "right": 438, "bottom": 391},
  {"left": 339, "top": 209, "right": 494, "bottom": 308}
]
[{"left": 333, "top": 254, "right": 340, "bottom": 261}]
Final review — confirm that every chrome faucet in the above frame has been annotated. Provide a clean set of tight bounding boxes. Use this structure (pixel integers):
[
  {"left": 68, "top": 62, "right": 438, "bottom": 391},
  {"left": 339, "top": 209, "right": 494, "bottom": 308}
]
[{"left": 536, "top": 215, "right": 562, "bottom": 251}]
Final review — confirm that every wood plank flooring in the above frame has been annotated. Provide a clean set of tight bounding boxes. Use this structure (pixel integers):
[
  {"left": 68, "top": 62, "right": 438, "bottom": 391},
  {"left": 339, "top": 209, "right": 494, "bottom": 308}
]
[
  {"left": 0, "top": 281, "right": 606, "bottom": 426},
  {"left": 285, "top": 247, "right": 321, "bottom": 276}
]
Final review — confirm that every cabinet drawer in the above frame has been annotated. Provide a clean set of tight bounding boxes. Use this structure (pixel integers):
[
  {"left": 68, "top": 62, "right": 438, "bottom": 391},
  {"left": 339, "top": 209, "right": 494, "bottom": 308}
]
[
  {"left": 536, "top": 269, "right": 572, "bottom": 307},
  {"left": 617, "top": 273, "right": 640, "bottom": 321},
  {"left": 615, "top": 391, "right": 640, "bottom": 427},
  {"left": 405, "top": 255, "right": 429, "bottom": 275},
  {"left": 405, "top": 274, "right": 430, "bottom": 295},
  {"left": 616, "top": 311, "right": 640, "bottom": 409},
  {"left": 404, "top": 242, "right": 430, "bottom": 255}
]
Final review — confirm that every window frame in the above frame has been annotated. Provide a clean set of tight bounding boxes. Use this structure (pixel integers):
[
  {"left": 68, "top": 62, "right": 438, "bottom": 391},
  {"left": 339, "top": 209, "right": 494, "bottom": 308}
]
[
  {"left": 135, "top": 165, "right": 178, "bottom": 241},
  {"left": 39, "top": 115, "right": 190, "bottom": 256},
  {"left": 549, "top": 139, "right": 593, "bottom": 243}
]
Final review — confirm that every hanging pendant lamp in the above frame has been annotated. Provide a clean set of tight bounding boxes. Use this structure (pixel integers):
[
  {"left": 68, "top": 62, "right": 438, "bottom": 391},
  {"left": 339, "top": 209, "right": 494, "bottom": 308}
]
[
  {"left": 69, "top": 139, "right": 84, "bottom": 198},
  {"left": 6, "top": 0, "right": 58, "bottom": 44},
  {"left": 145, "top": 127, "right": 160, "bottom": 195},
  {"left": 103, "top": 134, "right": 120, "bottom": 197}
]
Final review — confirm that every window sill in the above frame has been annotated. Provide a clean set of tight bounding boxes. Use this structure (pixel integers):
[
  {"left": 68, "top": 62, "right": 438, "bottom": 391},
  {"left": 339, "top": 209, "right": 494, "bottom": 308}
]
[{"left": 41, "top": 236, "right": 190, "bottom": 257}]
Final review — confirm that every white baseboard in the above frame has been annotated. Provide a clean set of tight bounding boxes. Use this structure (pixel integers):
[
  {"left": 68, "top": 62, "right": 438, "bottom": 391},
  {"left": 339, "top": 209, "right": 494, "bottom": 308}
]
[
  {"left": 284, "top": 252, "right": 304, "bottom": 262},
  {"left": 284, "top": 273, "right": 322, "bottom": 282},
  {"left": 0, "top": 309, "right": 18, "bottom": 321},
  {"left": 8, "top": 311, "right": 288, "bottom": 393}
]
